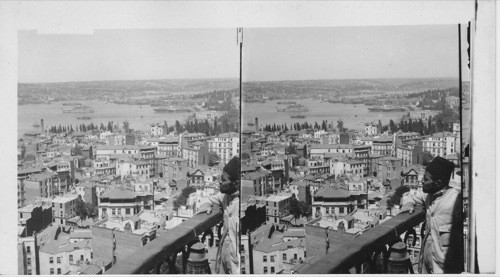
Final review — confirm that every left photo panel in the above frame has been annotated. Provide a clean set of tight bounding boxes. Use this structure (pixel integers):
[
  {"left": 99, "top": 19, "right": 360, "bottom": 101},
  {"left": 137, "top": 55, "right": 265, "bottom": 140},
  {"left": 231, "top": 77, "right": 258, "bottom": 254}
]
[{"left": 17, "top": 29, "right": 240, "bottom": 274}]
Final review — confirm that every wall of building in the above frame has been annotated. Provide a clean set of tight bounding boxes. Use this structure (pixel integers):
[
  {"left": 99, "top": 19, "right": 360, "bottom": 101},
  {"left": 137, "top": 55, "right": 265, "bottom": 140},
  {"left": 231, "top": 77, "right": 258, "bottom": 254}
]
[{"left": 304, "top": 223, "right": 328, "bottom": 258}]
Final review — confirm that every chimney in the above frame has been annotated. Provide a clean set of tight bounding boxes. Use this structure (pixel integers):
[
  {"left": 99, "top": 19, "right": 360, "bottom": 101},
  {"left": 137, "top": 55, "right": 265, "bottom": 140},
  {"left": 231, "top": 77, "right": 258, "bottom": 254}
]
[
  {"left": 40, "top": 119, "right": 44, "bottom": 133},
  {"left": 255, "top": 117, "right": 259, "bottom": 132}
]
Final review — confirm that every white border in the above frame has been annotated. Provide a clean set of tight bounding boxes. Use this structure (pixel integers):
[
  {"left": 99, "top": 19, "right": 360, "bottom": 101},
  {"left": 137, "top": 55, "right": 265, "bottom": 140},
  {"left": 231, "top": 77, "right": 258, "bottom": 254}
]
[{"left": 0, "top": 1, "right": 495, "bottom": 275}]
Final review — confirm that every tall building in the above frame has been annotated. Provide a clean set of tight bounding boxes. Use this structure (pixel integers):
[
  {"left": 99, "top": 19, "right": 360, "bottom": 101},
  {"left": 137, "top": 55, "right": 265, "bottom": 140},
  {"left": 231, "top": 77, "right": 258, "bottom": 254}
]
[{"left": 207, "top": 132, "right": 239, "bottom": 166}]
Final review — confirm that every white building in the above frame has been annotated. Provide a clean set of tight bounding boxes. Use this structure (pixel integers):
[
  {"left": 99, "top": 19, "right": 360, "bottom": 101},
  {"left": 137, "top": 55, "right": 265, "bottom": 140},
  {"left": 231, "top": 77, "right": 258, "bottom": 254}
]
[
  {"left": 37, "top": 226, "right": 92, "bottom": 275},
  {"left": 207, "top": 132, "right": 239, "bottom": 166},
  {"left": 150, "top": 124, "right": 164, "bottom": 137},
  {"left": 422, "top": 132, "right": 456, "bottom": 158},
  {"left": 51, "top": 194, "right": 79, "bottom": 225},
  {"left": 364, "top": 123, "right": 379, "bottom": 136}
]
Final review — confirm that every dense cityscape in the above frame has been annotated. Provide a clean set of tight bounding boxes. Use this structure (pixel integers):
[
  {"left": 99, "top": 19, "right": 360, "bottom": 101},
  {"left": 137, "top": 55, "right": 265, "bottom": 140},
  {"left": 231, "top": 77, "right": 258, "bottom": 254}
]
[
  {"left": 17, "top": 86, "right": 240, "bottom": 274},
  {"left": 239, "top": 82, "right": 466, "bottom": 274}
]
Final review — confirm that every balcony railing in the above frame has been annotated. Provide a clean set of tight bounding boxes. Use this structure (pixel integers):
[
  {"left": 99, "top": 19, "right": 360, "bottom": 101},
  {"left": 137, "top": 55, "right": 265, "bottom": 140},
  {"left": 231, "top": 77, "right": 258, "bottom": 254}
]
[
  {"left": 105, "top": 207, "right": 222, "bottom": 274},
  {"left": 297, "top": 205, "right": 425, "bottom": 274}
]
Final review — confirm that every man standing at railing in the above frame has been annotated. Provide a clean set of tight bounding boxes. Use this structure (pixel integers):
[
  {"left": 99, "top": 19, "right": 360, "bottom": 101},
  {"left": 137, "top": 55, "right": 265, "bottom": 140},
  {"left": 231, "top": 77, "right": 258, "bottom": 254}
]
[
  {"left": 197, "top": 156, "right": 240, "bottom": 274},
  {"left": 400, "top": 156, "right": 463, "bottom": 274}
]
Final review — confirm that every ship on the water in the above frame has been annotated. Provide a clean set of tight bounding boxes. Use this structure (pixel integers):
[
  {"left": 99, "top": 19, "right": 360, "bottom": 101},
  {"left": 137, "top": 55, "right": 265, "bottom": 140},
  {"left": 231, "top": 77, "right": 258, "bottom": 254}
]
[
  {"left": 62, "top": 105, "right": 95, "bottom": 114},
  {"left": 277, "top": 103, "right": 310, "bottom": 112},
  {"left": 277, "top": 101, "right": 296, "bottom": 105},
  {"left": 367, "top": 105, "right": 406, "bottom": 112},
  {"left": 153, "top": 106, "right": 192, "bottom": 113},
  {"left": 76, "top": 116, "right": 92, "bottom": 120},
  {"left": 62, "top": 102, "right": 82, "bottom": 106},
  {"left": 291, "top": 114, "right": 306, "bottom": 119}
]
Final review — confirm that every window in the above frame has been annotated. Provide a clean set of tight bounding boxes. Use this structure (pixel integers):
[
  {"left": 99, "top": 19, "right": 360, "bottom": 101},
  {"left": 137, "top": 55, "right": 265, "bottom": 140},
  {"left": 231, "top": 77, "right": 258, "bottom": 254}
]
[
  {"left": 69, "top": 255, "right": 73, "bottom": 262},
  {"left": 27, "top": 246, "right": 31, "bottom": 254},
  {"left": 294, "top": 254, "right": 298, "bottom": 259},
  {"left": 112, "top": 208, "right": 116, "bottom": 215},
  {"left": 271, "top": 267, "right": 275, "bottom": 273},
  {"left": 270, "top": 255, "right": 275, "bottom": 262},
  {"left": 263, "top": 255, "right": 267, "bottom": 262},
  {"left": 27, "top": 258, "right": 31, "bottom": 265},
  {"left": 57, "top": 268, "right": 61, "bottom": 274},
  {"left": 240, "top": 244, "right": 245, "bottom": 252},
  {"left": 283, "top": 253, "right": 287, "bottom": 261},
  {"left": 80, "top": 255, "right": 84, "bottom": 261},
  {"left": 263, "top": 267, "right": 268, "bottom": 274},
  {"left": 50, "top": 268, "right": 54, "bottom": 275},
  {"left": 241, "top": 256, "right": 245, "bottom": 264},
  {"left": 57, "top": 257, "right": 61, "bottom": 264},
  {"left": 50, "top": 257, "right": 53, "bottom": 264},
  {"left": 27, "top": 269, "right": 32, "bottom": 275},
  {"left": 60, "top": 204, "right": 62, "bottom": 209}
]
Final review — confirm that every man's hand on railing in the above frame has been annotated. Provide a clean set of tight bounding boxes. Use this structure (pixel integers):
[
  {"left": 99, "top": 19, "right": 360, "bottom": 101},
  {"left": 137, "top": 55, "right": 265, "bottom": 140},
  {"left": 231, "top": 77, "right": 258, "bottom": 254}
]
[{"left": 196, "top": 203, "right": 213, "bottom": 215}]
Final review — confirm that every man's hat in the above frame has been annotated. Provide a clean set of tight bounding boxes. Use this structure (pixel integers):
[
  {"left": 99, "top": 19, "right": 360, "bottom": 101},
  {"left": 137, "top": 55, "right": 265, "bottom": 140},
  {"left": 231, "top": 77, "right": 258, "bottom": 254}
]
[
  {"left": 426, "top": 156, "right": 455, "bottom": 184},
  {"left": 223, "top": 156, "right": 240, "bottom": 182}
]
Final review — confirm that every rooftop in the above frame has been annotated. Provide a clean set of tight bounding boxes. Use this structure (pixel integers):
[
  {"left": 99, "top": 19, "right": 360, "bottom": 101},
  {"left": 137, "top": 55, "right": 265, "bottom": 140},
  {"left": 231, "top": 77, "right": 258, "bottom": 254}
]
[{"left": 100, "top": 188, "right": 137, "bottom": 199}]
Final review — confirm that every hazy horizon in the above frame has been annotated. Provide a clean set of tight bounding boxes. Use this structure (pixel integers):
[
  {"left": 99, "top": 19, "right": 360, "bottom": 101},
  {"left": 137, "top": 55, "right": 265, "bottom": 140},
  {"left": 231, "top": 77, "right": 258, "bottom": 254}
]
[
  {"left": 19, "top": 26, "right": 470, "bottom": 83},
  {"left": 243, "top": 25, "right": 470, "bottom": 82},
  {"left": 18, "top": 76, "right": 465, "bottom": 85},
  {"left": 19, "top": 29, "right": 240, "bottom": 83}
]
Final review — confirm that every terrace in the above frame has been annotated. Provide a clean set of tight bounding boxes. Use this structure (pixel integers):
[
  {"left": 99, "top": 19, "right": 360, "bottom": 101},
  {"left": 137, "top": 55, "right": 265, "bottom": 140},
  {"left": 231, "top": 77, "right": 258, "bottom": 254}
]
[
  {"left": 296, "top": 205, "right": 426, "bottom": 274},
  {"left": 105, "top": 207, "right": 222, "bottom": 274}
]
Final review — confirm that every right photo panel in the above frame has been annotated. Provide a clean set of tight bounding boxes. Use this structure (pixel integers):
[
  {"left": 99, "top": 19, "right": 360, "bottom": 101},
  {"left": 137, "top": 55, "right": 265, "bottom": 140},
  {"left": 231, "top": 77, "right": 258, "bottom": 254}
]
[{"left": 240, "top": 25, "right": 469, "bottom": 274}]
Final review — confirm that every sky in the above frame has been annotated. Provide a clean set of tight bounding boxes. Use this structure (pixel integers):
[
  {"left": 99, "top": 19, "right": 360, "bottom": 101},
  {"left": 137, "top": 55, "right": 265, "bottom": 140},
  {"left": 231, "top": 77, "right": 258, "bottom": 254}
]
[
  {"left": 18, "top": 29, "right": 240, "bottom": 83},
  {"left": 19, "top": 25, "right": 469, "bottom": 83},
  {"left": 243, "top": 25, "right": 470, "bottom": 81}
]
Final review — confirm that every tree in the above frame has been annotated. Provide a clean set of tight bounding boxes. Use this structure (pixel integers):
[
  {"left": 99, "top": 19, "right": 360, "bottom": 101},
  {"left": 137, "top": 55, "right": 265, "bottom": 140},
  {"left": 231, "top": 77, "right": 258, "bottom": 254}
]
[
  {"left": 386, "top": 185, "right": 410, "bottom": 209},
  {"left": 337, "top": 119, "right": 347, "bottom": 133},
  {"left": 173, "top": 186, "right": 197, "bottom": 210},
  {"left": 75, "top": 195, "right": 88, "bottom": 220},
  {"left": 85, "top": 203, "right": 98, "bottom": 219},
  {"left": 289, "top": 196, "right": 302, "bottom": 225},
  {"left": 286, "top": 144, "right": 297, "bottom": 155},
  {"left": 123, "top": 120, "right": 130, "bottom": 133}
]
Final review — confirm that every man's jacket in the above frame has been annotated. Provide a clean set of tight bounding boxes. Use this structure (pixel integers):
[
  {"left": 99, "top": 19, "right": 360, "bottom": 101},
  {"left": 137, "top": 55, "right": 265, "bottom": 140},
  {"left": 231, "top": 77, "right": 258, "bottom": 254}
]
[{"left": 401, "top": 187, "right": 463, "bottom": 273}]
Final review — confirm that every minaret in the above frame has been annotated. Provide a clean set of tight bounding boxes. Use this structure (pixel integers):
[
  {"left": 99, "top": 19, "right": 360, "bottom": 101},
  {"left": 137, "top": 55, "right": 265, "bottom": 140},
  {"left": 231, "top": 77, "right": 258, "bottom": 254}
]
[{"left": 40, "top": 119, "right": 44, "bottom": 133}]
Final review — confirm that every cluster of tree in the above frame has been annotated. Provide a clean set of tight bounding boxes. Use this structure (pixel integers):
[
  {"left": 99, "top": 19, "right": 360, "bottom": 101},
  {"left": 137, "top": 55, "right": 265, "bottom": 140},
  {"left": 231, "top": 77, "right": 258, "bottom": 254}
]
[
  {"left": 168, "top": 110, "right": 239, "bottom": 135},
  {"left": 386, "top": 107, "right": 457, "bottom": 135},
  {"left": 262, "top": 119, "right": 336, "bottom": 133},
  {"left": 192, "top": 89, "right": 236, "bottom": 100},
  {"left": 48, "top": 121, "right": 117, "bottom": 134},
  {"left": 194, "top": 89, "right": 236, "bottom": 111},
  {"left": 75, "top": 195, "right": 98, "bottom": 220},
  {"left": 289, "top": 194, "right": 312, "bottom": 223},
  {"left": 386, "top": 185, "right": 410, "bottom": 209},
  {"left": 409, "top": 87, "right": 461, "bottom": 111},
  {"left": 173, "top": 186, "right": 197, "bottom": 210}
]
